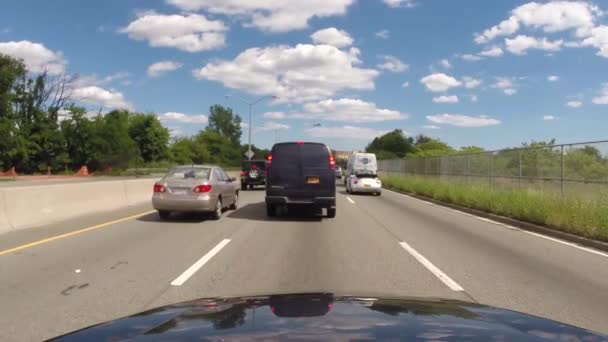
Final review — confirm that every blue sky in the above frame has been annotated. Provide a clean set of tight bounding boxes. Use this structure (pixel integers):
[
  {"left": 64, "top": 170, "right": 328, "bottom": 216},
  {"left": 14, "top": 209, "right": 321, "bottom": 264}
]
[{"left": 1, "top": 0, "right": 607, "bottom": 151}]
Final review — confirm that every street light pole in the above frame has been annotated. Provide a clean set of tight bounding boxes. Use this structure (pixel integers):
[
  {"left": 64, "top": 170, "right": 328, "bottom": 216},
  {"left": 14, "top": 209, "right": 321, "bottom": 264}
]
[{"left": 226, "top": 94, "right": 277, "bottom": 160}]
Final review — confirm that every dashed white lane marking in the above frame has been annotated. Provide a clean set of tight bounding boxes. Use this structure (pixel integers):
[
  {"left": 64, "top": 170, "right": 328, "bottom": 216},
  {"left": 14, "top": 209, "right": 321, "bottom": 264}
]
[
  {"left": 399, "top": 241, "right": 464, "bottom": 292},
  {"left": 346, "top": 197, "right": 356, "bottom": 204},
  {"left": 171, "top": 239, "right": 231, "bottom": 286},
  {"left": 384, "top": 188, "right": 608, "bottom": 259}
]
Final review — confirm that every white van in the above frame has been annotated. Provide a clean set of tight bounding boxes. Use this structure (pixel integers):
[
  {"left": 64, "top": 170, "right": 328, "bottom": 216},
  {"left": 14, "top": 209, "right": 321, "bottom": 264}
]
[{"left": 345, "top": 152, "right": 382, "bottom": 195}]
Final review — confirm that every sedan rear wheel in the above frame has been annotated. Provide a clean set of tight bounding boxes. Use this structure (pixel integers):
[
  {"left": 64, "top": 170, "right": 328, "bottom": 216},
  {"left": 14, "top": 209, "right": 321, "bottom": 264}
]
[
  {"left": 158, "top": 210, "right": 171, "bottom": 220},
  {"left": 229, "top": 192, "right": 238, "bottom": 210},
  {"left": 211, "top": 198, "right": 222, "bottom": 220}
]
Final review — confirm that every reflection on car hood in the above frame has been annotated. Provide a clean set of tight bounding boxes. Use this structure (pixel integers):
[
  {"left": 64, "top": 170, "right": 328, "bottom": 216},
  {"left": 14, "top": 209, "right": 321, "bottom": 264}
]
[{"left": 50, "top": 293, "right": 606, "bottom": 341}]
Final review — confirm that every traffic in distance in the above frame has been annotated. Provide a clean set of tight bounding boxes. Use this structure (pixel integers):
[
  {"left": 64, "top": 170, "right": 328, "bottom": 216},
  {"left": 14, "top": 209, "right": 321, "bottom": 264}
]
[{"left": 152, "top": 142, "right": 383, "bottom": 220}]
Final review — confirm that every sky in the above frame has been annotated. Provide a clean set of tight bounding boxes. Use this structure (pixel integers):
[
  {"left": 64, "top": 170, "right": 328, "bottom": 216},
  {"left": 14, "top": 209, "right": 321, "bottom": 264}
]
[{"left": 1, "top": 0, "right": 607, "bottom": 151}]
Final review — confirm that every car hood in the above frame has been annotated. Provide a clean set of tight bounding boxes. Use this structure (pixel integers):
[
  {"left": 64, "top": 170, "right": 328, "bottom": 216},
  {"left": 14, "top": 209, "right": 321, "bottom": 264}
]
[{"left": 50, "top": 293, "right": 606, "bottom": 341}]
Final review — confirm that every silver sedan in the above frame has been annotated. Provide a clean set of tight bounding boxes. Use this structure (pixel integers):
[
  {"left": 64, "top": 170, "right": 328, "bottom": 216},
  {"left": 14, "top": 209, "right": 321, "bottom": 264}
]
[{"left": 152, "top": 165, "right": 239, "bottom": 220}]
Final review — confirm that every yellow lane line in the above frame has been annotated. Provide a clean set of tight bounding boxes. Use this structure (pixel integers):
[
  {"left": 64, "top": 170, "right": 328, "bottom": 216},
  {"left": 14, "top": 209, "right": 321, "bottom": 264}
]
[{"left": 0, "top": 210, "right": 156, "bottom": 256}]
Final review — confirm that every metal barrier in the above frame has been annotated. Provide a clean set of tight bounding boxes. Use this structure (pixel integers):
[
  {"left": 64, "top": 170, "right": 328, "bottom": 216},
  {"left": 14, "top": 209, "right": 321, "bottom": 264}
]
[{"left": 378, "top": 140, "right": 608, "bottom": 200}]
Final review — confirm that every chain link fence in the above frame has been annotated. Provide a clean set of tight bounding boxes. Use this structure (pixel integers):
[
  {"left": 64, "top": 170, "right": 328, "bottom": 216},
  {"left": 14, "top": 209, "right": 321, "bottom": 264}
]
[{"left": 378, "top": 140, "right": 608, "bottom": 200}]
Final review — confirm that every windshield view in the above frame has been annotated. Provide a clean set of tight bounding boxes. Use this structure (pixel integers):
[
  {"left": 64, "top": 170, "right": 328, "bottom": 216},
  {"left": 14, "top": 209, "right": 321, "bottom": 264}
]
[{"left": 1, "top": 0, "right": 608, "bottom": 341}]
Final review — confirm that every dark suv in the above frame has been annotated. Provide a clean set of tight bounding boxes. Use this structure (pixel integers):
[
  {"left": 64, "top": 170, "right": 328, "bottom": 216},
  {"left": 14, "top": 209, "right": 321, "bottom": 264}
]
[
  {"left": 265, "top": 142, "right": 336, "bottom": 218},
  {"left": 240, "top": 160, "right": 267, "bottom": 190}
]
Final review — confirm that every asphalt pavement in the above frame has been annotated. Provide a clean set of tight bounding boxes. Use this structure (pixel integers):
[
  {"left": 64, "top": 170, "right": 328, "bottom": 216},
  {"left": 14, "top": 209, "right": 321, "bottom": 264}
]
[{"left": 1, "top": 183, "right": 608, "bottom": 341}]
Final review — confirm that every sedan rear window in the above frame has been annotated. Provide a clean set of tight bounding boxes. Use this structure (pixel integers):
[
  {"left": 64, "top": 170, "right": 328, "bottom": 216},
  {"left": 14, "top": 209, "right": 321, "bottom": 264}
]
[{"left": 165, "top": 167, "right": 211, "bottom": 180}]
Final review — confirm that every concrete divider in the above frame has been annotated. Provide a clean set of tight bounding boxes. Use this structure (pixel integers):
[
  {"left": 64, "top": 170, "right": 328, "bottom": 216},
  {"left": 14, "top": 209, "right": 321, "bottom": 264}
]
[{"left": 0, "top": 178, "right": 157, "bottom": 234}]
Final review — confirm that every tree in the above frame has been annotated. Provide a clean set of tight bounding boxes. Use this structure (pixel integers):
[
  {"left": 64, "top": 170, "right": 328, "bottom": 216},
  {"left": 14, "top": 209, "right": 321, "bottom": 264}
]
[
  {"left": 459, "top": 146, "right": 485, "bottom": 154},
  {"left": 0, "top": 54, "right": 27, "bottom": 169},
  {"left": 207, "top": 105, "right": 242, "bottom": 146},
  {"left": 365, "top": 129, "right": 416, "bottom": 159},
  {"left": 87, "top": 110, "right": 139, "bottom": 171},
  {"left": 169, "top": 137, "right": 211, "bottom": 165},
  {"left": 128, "top": 113, "right": 170, "bottom": 163},
  {"left": 414, "top": 134, "right": 433, "bottom": 146},
  {"left": 411, "top": 139, "right": 454, "bottom": 157},
  {"left": 196, "top": 130, "right": 240, "bottom": 166}
]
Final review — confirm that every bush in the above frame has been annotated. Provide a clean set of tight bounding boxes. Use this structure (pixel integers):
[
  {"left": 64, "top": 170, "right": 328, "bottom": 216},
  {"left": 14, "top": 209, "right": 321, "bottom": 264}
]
[{"left": 381, "top": 175, "right": 608, "bottom": 242}]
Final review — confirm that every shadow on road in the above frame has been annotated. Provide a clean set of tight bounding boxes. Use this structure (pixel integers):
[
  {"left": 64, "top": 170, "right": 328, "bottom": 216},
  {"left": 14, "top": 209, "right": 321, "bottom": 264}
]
[
  {"left": 239, "top": 187, "right": 265, "bottom": 192},
  {"left": 228, "top": 202, "right": 323, "bottom": 222},
  {"left": 137, "top": 211, "right": 210, "bottom": 223}
]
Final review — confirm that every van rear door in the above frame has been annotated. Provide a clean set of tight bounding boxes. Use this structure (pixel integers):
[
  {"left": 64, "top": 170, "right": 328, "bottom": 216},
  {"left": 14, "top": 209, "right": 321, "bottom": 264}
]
[{"left": 267, "top": 143, "right": 335, "bottom": 199}]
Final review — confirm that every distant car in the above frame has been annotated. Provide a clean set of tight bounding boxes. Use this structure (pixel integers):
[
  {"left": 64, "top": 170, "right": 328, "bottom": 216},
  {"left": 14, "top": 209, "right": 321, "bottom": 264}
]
[
  {"left": 335, "top": 166, "right": 343, "bottom": 179},
  {"left": 265, "top": 142, "right": 337, "bottom": 218},
  {"left": 346, "top": 153, "right": 381, "bottom": 195},
  {"left": 240, "top": 160, "right": 267, "bottom": 190},
  {"left": 152, "top": 165, "right": 238, "bottom": 220}
]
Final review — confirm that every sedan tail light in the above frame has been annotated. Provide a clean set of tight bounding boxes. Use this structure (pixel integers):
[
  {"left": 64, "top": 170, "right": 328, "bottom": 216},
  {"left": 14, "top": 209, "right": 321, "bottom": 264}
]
[
  {"left": 193, "top": 184, "right": 212, "bottom": 193},
  {"left": 240, "top": 170, "right": 246, "bottom": 176},
  {"left": 353, "top": 180, "right": 358, "bottom": 185},
  {"left": 153, "top": 184, "right": 166, "bottom": 193}
]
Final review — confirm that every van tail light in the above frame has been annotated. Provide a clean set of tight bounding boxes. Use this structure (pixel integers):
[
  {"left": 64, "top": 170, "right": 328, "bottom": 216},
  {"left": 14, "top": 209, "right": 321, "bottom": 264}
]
[
  {"left": 193, "top": 184, "right": 212, "bottom": 193},
  {"left": 264, "top": 170, "right": 268, "bottom": 175},
  {"left": 296, "top": 141, "right": 305, "bottom": 145},
  {"left": 240, "top": 170, "right": 246, "bottom": 176},
  {"left": 267, "top": 154, "right": 272, "bottom": 168},
  {"left": 329, "top": 155, "right": 336, "bottom": 170},
  {"left": 153, "top": 184, "right": 166, "bottom": 193}
]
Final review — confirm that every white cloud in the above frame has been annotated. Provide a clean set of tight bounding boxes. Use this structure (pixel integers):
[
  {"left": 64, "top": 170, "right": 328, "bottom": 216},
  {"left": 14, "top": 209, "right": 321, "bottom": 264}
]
[
  {"left": 581, "top": 25, "right": 608, "bottom": 58},
  {"left": 492, "top": 77, "right": 518, "bottom": 95},
  {"left": 159, "top": 112, "right": 208, "bottom": 124},
  {"left": 263, "top": 111, "right": 287, "bottom": 119},
  {"left": 422, "top": 125, "right": 440, "bottom": 130},
  {"left": 479, "top": 46, "right": 503, "bottom": 57},
  {"left": 547, "top": 75, "right": 559, "bottom": 82},
  {"left": 195, "top": 44, "right": 378, "bottom": 103},
  {"left": 460, "top": 54, "right": 483, "bottom": 62},
  {"left": 120, "top": 12, "right": 227, "bottom": 52},
  {"left": 166, "top": 0, "right": 355, "bottom": 32},
  {"left": 469, "top": 95, "right": 479, "bottom": 103},
  {"left": 147, "top": 61, "right": 183, "bottom": 77},
  {"left": 566, "top": 100, "right": 582, "bottom": 108},
  {"left": 426, "top": 114, "right": 501, "bottom": 127},
  {"left": 432, "top": 95, "right": 459, "bottom": 104},
  {"left": 311, "top": 27, "right": 353, "bottom": 48},
  {"left": 256, "top": 121, "right": 290, "bottom": 132},
  {"left": 306, "top": 125, "right": 388, "bottom": 139},
  {"left": 474, "top": 1, "right": 600, "bottom": 44},
  {"left": 592, "top": 83, "right": 608, "bottom": 104},
  {"left": 543, "top": 115, "right": 557, "bottom": 121},
  {"left": 401, "top": 81, "right": 410, "bottom": 88},
  {"left": 420, "top": 73, "right": 462, "bottom": 92},
  {"left": 293, "top": 98, "right": 407, "bottom": 122},
  {"left": 377, "top": 55, "right": 408, "bottom": 73},
  {"left": 72, "top": 86, "right": 133, "bottom": 110},
  {"left": 0, "top": 40, "right": 66, "bottom": 75},
  {"left": 382, "top": 0, "right": 416, "bottom": 8},
  {"left": 375, "top": 29, "right": 390, "bottom": 39},
  {"left": 462, "top": 76, "right": 482, "bottom": 89},
  {"left": 439, "top": 59, "right": 451, "bottom": 69},
  {"left": 505, "top": 35, "right": 563, "bottom": 55}
]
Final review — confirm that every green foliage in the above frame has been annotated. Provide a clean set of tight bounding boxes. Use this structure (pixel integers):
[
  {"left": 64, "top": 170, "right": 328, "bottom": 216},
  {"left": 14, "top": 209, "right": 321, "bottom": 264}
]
[
  {"left": 366, "top": 129, "right": 416, "bottom": 159},
  {"left": 207, "top": 105, "right": 242, "bottom": 146},
  {"left": 128, "top": 113, "right": 170, "bottom": 162},
  {"left": 410, "top": 138, "right": 454, "bottom": 157},
  {"left": 459, "top": 146, "right": 485, "bottom": 154},
  {"left": 382, "top": 175, "right": 608, "bottom": 242}
]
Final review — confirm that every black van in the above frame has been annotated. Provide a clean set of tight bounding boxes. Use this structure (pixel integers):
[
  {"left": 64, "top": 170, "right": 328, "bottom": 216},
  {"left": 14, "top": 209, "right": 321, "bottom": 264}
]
[{"left": 265, "top": 142, "right": 336, "bottom": 218}]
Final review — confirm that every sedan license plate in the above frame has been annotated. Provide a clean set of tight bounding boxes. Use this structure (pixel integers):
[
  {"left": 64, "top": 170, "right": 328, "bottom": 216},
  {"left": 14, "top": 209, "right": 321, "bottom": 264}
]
[
  {"left": 306, "top": 176, "right": 320, "bottom": 184},
  {"left": 363, "top": 184, "right": 371, "bottom": 188},
  {"left": 172, "top": 189, "right": 188, "bottom": 195}
]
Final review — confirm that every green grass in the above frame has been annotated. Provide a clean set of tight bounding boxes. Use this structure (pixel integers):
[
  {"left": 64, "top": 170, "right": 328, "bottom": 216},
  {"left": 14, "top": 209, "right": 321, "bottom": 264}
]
[
  {"left": 0, "top": 178, "right": 15, "bottom": 182},
  {"left": 381, "top": 175, "right": 608, "bottom": 242}
]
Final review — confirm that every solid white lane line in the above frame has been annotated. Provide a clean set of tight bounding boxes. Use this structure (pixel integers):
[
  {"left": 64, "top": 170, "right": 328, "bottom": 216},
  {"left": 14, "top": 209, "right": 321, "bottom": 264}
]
[
  {"left": 385, "top": 189, "right": 608, "bottom": 259},
  {"left": 171, "top": 239, "right": 231, "bottom": 286},
  {"left": 399, "top": 241, "right": 464, "bottom": 291},
  {"left": 346, "top": 197, "right": 355, "bottom": 204}
]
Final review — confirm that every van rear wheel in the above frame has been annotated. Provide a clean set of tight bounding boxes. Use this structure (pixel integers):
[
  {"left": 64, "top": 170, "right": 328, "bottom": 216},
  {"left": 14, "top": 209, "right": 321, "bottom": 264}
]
[
  {"left": 266, "top": 203, "right": 276, "bottom": 217},
  {"left": 327, "top": 207, "right": 336, "bottom": 218}
]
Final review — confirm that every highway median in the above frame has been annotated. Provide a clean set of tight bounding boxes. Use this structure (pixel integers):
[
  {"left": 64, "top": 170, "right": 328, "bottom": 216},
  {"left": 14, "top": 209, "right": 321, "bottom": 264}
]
[{"left": 381, "top": 176, "right": 608, "bottom": 243}]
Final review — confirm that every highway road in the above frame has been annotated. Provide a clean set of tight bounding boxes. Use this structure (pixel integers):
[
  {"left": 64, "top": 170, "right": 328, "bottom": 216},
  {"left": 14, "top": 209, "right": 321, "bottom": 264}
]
[{"left": 1, "top": 184, "right": 608, "bottom": 341}]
